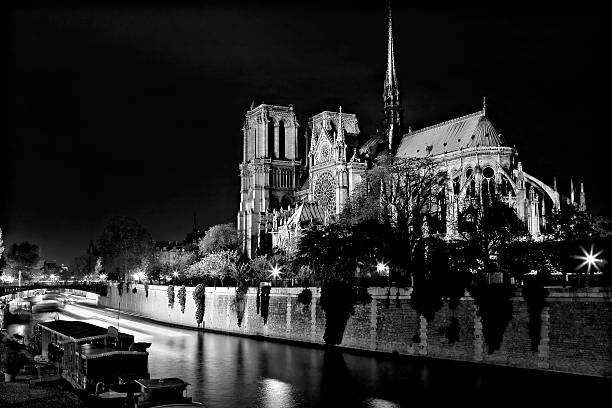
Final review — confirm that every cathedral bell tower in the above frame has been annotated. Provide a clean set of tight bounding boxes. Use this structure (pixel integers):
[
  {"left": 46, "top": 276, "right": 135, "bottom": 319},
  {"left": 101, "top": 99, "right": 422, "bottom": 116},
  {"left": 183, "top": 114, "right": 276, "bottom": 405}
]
[
  {"left": 383, "top": 2, "right": 403, "bottom": 153},
  {"left": 237, "top": 103, "right": 300, "bottom": 258}
]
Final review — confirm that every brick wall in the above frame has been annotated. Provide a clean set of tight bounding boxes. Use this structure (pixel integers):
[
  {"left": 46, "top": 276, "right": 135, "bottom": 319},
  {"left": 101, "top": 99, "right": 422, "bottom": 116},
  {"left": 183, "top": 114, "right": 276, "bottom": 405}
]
[{"left": 98, "top": 284, "right": 612, "bottom": 377}]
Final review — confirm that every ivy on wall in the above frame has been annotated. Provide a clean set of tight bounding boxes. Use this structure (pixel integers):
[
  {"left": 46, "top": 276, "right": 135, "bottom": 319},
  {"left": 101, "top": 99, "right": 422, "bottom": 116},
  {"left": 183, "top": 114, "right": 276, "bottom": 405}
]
[
  {"left": 178, "top": 285, "right": 187, "bottom": 314},
  {"left": 260, "top": 286, "right": 271, "bottom": 325},
  {"left": 167, "top": 285, "right": 175, "bottom": 308},
  {"left": 471, "top": 283, "right": 514, "bottom": 353},
  {"left": 320, "top": 282, "right": 372, "bottom": 345},
  {"left": 233, "top": 284, "right": 248, "bottom": 327},
  {"left": 193, "top": 284, "right": 206, "bottom": 328},
  {"left": 522, "top": 277, "right": 548, "bottom": 352}
]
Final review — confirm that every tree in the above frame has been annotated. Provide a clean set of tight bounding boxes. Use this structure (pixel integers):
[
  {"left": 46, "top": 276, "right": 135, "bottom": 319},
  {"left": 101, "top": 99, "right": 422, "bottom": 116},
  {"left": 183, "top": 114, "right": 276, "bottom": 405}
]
[
  {"left": 68, "top": 254, "right": 96, "bottom": 280},
  {"left": 455, "top": 200, "right": 530, "bottom": 282},
  {"left": 0, "top": 228, "right": 4, "bottom": 260},
  {"left": 197, "top": 223, "right": 240, "bottom": 256},
  {"left": 246, "top": 255, "right": 270, "bottom": 286},
  {"left": 200, "top": 250, "right": 239, "bottom": 287},
  {"left": 155, "top": 249, "right": 196, "bottom": 283},
  {"left": 94, "top": 257, "right": 104, "bottom": 276},
  {"left": 4, "top": 242, "right": 44, "bottom": 282},
  {"left": 342, "top": 155, "right": 448, "bottom": 276},
  {"left": 97, "top": 216, "right": 154, "bottom": 281},
  {"left": 545, "top": 202, "right": 594, "bottom": 241},
  {"left": 0, "top": 228, "right": 5, "bottom": 278}
]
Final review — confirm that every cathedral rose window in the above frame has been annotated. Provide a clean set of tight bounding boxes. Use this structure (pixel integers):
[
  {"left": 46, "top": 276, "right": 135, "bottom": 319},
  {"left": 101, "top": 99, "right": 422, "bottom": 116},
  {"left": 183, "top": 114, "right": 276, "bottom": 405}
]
[{"left": 313, "top": 171, "right": 336, "bottom": 214}]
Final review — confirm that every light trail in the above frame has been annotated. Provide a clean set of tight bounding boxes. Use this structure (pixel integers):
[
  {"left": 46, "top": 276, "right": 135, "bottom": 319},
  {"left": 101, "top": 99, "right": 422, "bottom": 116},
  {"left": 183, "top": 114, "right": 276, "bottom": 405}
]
[{"left": 62, "top": 303, "right": 188, "bottom": 338}]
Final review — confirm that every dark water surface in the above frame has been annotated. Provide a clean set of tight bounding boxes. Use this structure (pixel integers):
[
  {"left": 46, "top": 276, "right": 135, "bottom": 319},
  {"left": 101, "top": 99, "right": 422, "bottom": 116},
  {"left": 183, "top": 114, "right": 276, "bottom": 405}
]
[{"left": 7, "top": 303, "right": 609, "bottom": 407}]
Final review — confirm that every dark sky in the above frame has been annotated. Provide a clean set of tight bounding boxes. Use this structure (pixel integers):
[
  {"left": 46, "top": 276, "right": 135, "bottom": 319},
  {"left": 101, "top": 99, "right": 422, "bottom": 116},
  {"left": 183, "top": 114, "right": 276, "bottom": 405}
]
[{"left": 5, "top": 2, "right": 605, "bottom": 264}]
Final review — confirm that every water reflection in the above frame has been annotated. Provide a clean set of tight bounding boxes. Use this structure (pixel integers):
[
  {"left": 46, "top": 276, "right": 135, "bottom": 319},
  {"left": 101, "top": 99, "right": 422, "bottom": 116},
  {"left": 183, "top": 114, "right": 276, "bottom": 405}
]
[{"left": 259, "top": 378, "right": 298, "bottom": 408}]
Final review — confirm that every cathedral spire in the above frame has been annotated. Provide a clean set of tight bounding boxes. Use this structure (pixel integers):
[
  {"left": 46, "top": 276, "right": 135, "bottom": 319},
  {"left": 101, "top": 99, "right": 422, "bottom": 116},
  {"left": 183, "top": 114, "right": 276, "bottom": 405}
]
[
  {"left": 337, "top": 106, "right": 344, "bottom": 142},
  {"left": 580, "top": 182, "right": 586, "bottom": 211},
  {"left": 383, "top": 1, "right": 402, "bottom": 153}
]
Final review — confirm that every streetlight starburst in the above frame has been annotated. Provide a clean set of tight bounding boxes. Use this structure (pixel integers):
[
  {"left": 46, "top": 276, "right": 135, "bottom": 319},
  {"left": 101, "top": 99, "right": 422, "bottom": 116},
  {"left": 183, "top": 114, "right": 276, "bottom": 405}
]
[
  {"left": 376, "top": 260, "right": 389, "bottom": 275},
  {"left": 269, "top": 264, "right": 282, "bottom": 279},
  {"left": 573, "top": 244, "right": 605, "bottom": 275}
]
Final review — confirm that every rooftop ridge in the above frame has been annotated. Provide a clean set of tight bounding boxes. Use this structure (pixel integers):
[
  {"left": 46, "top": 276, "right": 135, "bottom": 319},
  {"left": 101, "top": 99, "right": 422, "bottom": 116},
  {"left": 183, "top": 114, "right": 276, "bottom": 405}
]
[
  {"left": 403, "top": 110, "right": 484, "bottom": 139},
  {"left": 247, "top": 103, "right": 295, "bottom": 113}
]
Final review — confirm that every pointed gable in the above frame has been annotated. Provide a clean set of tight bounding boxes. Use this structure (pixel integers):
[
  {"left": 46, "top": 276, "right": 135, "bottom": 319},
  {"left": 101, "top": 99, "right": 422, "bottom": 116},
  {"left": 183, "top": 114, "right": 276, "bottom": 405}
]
[{"left": 395, "top": 111, "right": 507, "bottom": 158}]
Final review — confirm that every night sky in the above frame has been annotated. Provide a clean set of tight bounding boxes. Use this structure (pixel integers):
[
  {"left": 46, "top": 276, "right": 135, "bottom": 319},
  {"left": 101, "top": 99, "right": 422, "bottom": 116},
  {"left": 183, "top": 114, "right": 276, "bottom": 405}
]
[{"left": 5, "top": 2, "right": 604, "bottom": 264}]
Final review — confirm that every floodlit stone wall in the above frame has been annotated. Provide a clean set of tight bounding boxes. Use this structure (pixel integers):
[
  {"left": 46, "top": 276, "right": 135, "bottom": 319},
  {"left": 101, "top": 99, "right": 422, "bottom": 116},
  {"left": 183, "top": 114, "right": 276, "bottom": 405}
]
[{"left": 98, "top": 284, "right": 612, "bottom": 377}]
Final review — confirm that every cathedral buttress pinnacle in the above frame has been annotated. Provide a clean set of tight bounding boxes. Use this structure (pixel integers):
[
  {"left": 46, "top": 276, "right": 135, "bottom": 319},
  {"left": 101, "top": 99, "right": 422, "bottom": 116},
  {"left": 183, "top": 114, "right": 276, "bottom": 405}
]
[{"left": 383, "top": 1, "right": 402, "bottom": 153}]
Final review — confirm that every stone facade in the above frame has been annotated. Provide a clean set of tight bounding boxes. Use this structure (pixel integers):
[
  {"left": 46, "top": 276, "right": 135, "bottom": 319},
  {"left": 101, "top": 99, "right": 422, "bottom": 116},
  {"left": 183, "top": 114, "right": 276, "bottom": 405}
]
[{"left": 99, "top": 284, "right": 612, "bottom": 377}]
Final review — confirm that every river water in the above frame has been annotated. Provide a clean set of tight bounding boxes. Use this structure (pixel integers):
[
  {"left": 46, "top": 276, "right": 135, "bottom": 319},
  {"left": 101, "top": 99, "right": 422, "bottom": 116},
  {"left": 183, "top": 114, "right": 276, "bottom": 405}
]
[{"left": 5, "top": 301, "right": 609, "bottom": 407}]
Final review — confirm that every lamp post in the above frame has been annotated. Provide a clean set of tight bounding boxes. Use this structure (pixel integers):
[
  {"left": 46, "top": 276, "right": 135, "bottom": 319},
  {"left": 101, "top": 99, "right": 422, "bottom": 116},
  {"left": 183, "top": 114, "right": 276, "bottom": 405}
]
[{"left": 18, "top": 270, "right": 22, "bottom": 290}]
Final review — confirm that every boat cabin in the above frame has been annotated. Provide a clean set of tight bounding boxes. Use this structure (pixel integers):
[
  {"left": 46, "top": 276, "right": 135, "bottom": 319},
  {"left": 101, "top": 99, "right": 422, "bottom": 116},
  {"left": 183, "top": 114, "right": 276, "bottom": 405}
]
[{"left": 38, "top": 321, "right": 150, "bottom": 392}]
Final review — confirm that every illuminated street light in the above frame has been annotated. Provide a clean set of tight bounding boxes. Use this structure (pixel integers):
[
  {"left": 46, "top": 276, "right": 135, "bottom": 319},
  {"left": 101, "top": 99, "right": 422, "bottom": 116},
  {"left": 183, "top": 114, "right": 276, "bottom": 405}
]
[
  {"left": 376, "top": 260, "right": 389, "bottom": 276},
  {"left": 574, "top": 244, "right": 605, "bottom": 275},
  {"left": 173, "top": 271, "right": 179, "bottom": 278},
  {"left": 269, "top": 264, "right": 282, "bottom": 280},
  {"left": 99, "top": 274, "right": 107, "bottom": 281}
]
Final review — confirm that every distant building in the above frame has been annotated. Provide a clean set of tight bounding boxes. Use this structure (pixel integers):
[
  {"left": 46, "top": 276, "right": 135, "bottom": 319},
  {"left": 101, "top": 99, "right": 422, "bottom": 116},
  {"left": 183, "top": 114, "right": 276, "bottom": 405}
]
[
  {"left": 154, "top": 212, "right": 204, "bottom": 254},
  {"left": 43, "top": 261, "right": 63, "bottom": 278}
]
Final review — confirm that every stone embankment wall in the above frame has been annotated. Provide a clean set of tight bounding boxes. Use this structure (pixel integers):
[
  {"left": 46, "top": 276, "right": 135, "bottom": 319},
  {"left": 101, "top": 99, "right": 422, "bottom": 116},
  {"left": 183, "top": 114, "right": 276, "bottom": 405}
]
[{"left": 98, "top": 284, "right": 612, "bottom": 377}]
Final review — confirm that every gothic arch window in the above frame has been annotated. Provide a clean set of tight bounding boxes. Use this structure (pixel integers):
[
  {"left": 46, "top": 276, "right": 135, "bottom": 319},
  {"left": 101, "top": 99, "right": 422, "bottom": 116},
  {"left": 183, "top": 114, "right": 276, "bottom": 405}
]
[
  {"left": 313, "top": 171, "right": 337, "bottom": 214},
  {"left": 481, "top": 166, "right": 495, "bottom": 205},
  {"left": 453, "top": 176, "right": 461, "bottom": 195},
  {"left": 279, "top": 121, "right": 286, "bottom": 159},
  {"left": 268, "top": 119, "right": 275, "bottom": 158},
  {"left": 501, "top": 176, "right": 514, "bottom": 197}
]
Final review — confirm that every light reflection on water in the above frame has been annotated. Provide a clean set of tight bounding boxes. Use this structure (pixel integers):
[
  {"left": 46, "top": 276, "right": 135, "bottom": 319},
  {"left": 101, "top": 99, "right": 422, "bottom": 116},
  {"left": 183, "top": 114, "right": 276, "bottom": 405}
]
[{"left": 7, "top": 305, "right": 609, "bottom": 407}]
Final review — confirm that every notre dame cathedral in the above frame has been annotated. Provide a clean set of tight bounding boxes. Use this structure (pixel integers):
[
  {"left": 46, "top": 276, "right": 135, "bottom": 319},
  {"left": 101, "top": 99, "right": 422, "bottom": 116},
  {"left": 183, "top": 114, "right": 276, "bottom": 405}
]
[{"left": 237, "top": 6, "right": 585, "bottom": 258}]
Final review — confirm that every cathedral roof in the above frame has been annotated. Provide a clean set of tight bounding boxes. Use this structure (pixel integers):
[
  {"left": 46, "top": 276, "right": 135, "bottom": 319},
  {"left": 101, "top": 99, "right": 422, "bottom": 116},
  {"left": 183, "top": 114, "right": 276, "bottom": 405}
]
[
  {"left": 396, "top": 110, "right": 507, "bottom": 158},
  {"left": 286, "top": 201, "right": 325, "bottom": 228}
]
